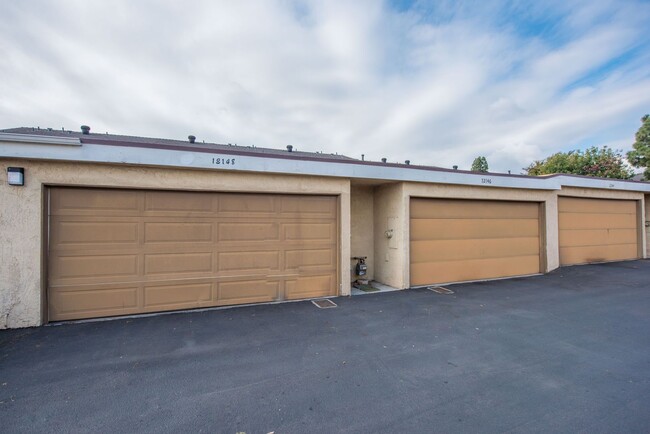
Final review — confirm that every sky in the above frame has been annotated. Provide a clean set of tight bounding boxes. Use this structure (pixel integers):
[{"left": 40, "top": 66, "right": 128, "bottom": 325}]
[{"left": 1, "top": 0, "right": 649, "bottom": 173}]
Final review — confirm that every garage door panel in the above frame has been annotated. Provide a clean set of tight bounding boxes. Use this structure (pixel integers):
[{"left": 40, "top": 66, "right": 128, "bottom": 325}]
[
  {"left": 410, "top": 218, "right": 539, "bottom": 241},
  {"left": 50, "top": 188, "right": 142, "bottom": 216},
  {"left": 559, "top": 197, "right": 636, "bottom": 214},
  {"left": 280, "top": 196, "right": 337, "bottom": 217},
  {"left": 411, "top": 199, "right": 538, "bottom": 220},
  {"left": 410, "top": 237, "right": 540, "bottom": 263},
  {"left": 283, "top": 222, "right": 335, "bottom": 241},
  {"left": 560, "top": 244, "right": 639, "bottom": 265},
  {"left": 143, "top": 282, "right": 212, "bottom": 309},
  {"left": 48, "top": 188, "right": 338, "bottom": 321},
  {"left": 51, "top": 254, "right": 139, "bottom": 281},
  {"left": 559, "top": 228, "right": 638, "bottom": 247},
  {"left": 411, "top": 255, "right": 540, "bottom": 286},
  {"left": 217, "top": 251, "right": 280, "bottom": 272},
  {"left": 144, "top": 191, "right": 215, "bottom": 215},
  {"left": 144, "top": 252, "right": 214, "bottom": 275},
  {"left": 217, "top": 222, "right": 279, "bottom": 241},
  {"left": 217, "top": 280, "right": 280, "bottom": 305},
  {"left": 285, "top": 249, "right": 337, "bottom": 270},
  {"left": 51, "top": 219, "right": 140, "bottom": 246},
  {"left": 409, "top": 199, "right": 541, "bottom": 286},
  {"left": 49, "top": 286, "right": 140, "bottom": 320},
  {"left": 217, "top": 194, "right": 276, "bottom": 214},
  {"left": 144, "top": 222, "right": 214, "bottom": 243},
  {"left": 558, "top": 197, "right": 639, "bottom": 266},
  {"left": 559, "top": 213, "right": 637, "bottom": 230},
  {"left": 286, "top": 274, "right": 334, "bottom": 299}
]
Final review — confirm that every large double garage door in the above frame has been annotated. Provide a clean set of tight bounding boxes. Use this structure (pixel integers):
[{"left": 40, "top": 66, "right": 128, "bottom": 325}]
[
  {"left": 410, "top": 198, "right": 542, "bottom": 286},
  {"left": 410, "top": 197, "right": 641, "bottom": 287},
  {"left": 558, "top": 197, "right": 639, "bottom": 266},
  {"left": 48, "top": 188, "right": 338, "bottom": 321}
]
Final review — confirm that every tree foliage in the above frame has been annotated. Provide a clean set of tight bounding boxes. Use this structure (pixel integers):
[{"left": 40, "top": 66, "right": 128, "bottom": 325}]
[
  {"left": 626, "top": 114, "right": 650, "bottom": 180},
  {"left": 524, "top": 146, "right": 633, "bottom": 179},
  {"left": 471, "top": 156, "right": 489, "bottom": 172}
]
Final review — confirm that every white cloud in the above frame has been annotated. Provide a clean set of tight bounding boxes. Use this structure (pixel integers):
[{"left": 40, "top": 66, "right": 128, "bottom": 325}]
[{"left": 0, "top": 0, "right": 649, "bottom": 172}]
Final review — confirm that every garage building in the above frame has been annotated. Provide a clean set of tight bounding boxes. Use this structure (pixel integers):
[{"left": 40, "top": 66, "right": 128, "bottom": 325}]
[{"left": 1, "top": 127, "right": 649, "bottom": 328}]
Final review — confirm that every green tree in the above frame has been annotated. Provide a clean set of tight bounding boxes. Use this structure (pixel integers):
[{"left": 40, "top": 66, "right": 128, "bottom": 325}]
[
  {"left": 626, "top": 114, "right": 650, "bottom": 180},
  {"left": 471, "top": 156, "right": 489, "bottom": 172},
  {"left": 525, "top": 146, "right": 633, "bottom": 179}
]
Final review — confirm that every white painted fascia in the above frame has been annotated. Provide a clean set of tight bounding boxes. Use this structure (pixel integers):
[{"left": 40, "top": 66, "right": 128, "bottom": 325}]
[
  {"left": 2, "top": 136, "right": 650, "bottom": 192},
  {"left": 553, "top": 174, "right": 650, "bottom": 192},
  {"left": 0, "top": 133, "right": 80, "bottom": 146},
  {"left": 0, "top": 140, "right": 558, "bottom": 190}
]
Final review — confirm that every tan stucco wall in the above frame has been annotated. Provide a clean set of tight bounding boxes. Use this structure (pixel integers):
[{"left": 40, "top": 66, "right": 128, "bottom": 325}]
[
  {"left": 350, "top": 186, "right": 374, "bottom": 282},
  {"left": 0, "top": 159, "right": 351, "bottom": 329},
  {"left": 373, "top": 183, "right": 407, "bottom": 288}
]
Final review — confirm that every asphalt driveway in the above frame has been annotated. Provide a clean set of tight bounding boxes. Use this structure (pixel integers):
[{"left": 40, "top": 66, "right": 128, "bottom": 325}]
[{"left": 1, "top": 261, "right": 649, "bottom": 433}]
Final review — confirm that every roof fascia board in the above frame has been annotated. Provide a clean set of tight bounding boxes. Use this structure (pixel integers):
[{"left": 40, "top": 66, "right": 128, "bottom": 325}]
[
  {"left": 1, "top": 141, "right": 560, "bottom": 190},
  {"left": 0, "top": 132, "right": 81, "bottom": 146},
  {"left": 554, "top": 174, "right": 650, "bottom": 192},
  {"left": 2, "top": 139, "right": 650, "bottom": 192}
]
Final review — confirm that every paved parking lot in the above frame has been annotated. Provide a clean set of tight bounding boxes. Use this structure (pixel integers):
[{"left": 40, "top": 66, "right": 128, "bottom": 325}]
[{"left": 1, "top": 260, "right": 649, "bottom": 433}]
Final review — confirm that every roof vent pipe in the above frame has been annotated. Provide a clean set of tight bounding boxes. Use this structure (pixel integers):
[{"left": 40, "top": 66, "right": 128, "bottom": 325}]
[
  {"left": 287, "top": 145, "right": 293, "bottom": 152},
  {"left": 453, "top": 165, "right": 458, "bottom": 170},
  {"left": 80, "top": 125, "right": 90, "bottom": 135},
  {"left": 188, "top": 135, "right": 196, "bottom": 143},
  {"left": 381, "top": 158, "right": 387, "bottom": 163},
  {"left": 405, "top": 160, "right": 410, "bottom": 165}
]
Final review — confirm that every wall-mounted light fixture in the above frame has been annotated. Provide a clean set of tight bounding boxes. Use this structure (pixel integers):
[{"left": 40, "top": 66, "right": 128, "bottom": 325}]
[{"left": 7, "top": 167, "right": 24, "bottom": 186}]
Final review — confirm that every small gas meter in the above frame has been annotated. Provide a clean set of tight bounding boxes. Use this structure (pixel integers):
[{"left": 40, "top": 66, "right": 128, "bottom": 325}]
[{"left": 352, "top": 256, "right": 367, "bottom": 277}]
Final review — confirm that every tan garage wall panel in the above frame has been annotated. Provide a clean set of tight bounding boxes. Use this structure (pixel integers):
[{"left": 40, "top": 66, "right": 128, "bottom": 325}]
[
  {"left": 48, "top": 188, "right": 338, "bottom": 321},
  {"left": 558, "top": 197, "right": 638, "bottom": 266},
  {"left": 410, "top": 198, "right": 541, "bottom": 286}
]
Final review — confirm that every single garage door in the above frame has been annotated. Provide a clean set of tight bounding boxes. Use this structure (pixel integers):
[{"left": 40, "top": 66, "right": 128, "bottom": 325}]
[
  {"left": 558, "top": 197, "right": 639, "bottom": 266},
  {"left": 48, "top": 188, "right": 338, "bottom": 321},
  {"left": 410, "top": 198, "right": 541, "bottom": 286}
]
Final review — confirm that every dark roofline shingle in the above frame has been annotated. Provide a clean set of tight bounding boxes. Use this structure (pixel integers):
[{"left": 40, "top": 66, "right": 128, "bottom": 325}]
[{"left": 0, "top": 127, "right": 356, "bottom": 162}]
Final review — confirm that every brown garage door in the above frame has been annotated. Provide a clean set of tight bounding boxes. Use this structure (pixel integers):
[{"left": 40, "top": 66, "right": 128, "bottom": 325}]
[
  {"left": 559, "top": 197, "right": 638, "bottom": 266},
  {"left": 48, "top": 188, "right": 338, "bottom": 321},
  {"left": 410, "top": 198, "right": 541, "bottom": 286}
]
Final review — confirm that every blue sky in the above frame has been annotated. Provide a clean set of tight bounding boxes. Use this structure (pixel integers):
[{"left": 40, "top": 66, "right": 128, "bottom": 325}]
[{"left": 1, "top": 0, "right": 649, "bottom": 173}]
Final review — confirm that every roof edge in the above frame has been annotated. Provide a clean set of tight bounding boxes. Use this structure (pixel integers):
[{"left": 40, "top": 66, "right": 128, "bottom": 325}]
[{"left": 0, "top": 132, "right": 81, "bottom": 146}]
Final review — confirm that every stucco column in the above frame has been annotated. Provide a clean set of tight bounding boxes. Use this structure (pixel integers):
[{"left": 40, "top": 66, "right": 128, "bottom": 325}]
[
  {"left": 545, "top": 195, "right": 560, "bottom": 272},
  {"left": 339, "top": 187, "right": 352, "bottom": 296}
]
